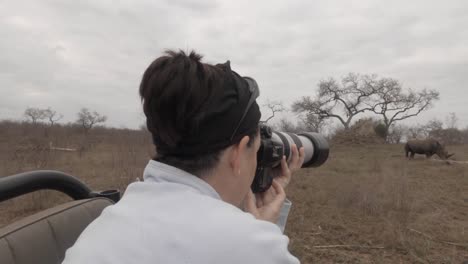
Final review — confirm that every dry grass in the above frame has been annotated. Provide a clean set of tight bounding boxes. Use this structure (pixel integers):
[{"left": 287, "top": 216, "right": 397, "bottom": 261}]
[
  {"left": 287, "top": 144, "right": 468, "bottom": 263},
  {"left": 0, "top": 122, "right": 153, "bottom": 225},
  {"left": 1, "top": 122, "right": 467, "bottom": 263}
]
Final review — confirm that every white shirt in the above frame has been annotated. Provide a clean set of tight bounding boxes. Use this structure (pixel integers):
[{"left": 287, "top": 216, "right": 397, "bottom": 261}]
[{"left": 63, "top": 160, "right": 300, "bottom": 264}]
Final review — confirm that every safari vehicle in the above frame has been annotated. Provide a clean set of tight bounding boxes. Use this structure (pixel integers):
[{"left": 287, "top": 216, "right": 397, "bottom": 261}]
[{"left": 0, "top": 170, "right": 121, "bottom": 264}]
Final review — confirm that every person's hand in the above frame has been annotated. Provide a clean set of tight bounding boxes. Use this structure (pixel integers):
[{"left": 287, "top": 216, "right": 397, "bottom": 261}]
[
  {"left": 254, "top": 144, "right": 304, "bottom": 209},
  {"left": 243, "top": 144, "right": 304, "bottom": 223},
  {"left": 244, "top": 180, "right": 286, "bottom": 223},
  {"left": 272, "top": 144, "right": 305, "bottom": 189}
]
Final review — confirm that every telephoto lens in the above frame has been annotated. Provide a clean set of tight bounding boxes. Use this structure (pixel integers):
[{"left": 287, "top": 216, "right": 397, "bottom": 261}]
[{"left": 252, "top": 124, "right": 329, "bottom": 193}]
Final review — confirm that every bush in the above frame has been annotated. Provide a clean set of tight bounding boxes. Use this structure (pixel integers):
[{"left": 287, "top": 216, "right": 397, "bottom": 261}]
[{"left": 374, "top": 123, "right": 387, "bottom": 139}]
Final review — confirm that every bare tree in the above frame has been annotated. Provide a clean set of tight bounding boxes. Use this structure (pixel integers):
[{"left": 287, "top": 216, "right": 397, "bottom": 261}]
[
  {"left": 262, "top": 100, "right": 285, "bottom": 123},
  {"left": 275, "top": 118, "right": 299, "bottom": 133},
  {"left": 369, "top": 78, "right": 439, "bottom": 135},
  {"left": 292, "top": 73, "right": 378, "bottom": 130},
  {"left": 76, "top": 108, "right": 107, "bottom": 133},
  {"left": 272, "top": 115, "right": 324, "bottom": 133},
  {"left": 24, "top": 107, "right": 46, "bottom": 124},
  {"left": 407, "top": 125, "right": 426, "bottom": 140},
  {"left": 298, "top": 112, "right": 326, "bottom": 132},
  {"left": 424, "top": 119, "right": 444, "bottom": 133},
  {"left": 407, "top": 119, "right": 443, "bottom": 140},
  {"left": 445, "top": 112, "right": 458, "bottom": 129},
  {"left": 43, "top": 107, "right": 63, "bottom": 126},
  {"left": 386, "top": 124, "right": 406, "bottom": 144},
  {"left": 422, "top": 117, "right": 464, "bottom": 144}
]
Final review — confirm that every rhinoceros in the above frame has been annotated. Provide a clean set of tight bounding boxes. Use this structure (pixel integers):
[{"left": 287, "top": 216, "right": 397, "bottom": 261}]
[{"left": 405, "top": 139, "right": 454, "bottom": 160}]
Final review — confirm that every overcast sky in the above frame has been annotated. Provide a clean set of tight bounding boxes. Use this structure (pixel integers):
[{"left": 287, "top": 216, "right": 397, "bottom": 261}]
[{"left": 1, "top": 0, "right": 467, "bottom": 129}]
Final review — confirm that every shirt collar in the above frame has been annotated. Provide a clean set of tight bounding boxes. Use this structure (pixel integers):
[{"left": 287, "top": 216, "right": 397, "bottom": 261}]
[{"left": 143, "top": 160, "right": 222, "bottom": 200}]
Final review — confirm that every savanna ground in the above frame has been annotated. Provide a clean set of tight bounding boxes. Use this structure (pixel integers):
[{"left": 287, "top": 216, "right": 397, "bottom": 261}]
[{"left": 0, "top": 122, "right": 467, "bottom": 263}]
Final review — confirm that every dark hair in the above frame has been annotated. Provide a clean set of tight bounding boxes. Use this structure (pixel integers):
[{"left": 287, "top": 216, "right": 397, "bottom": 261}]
[{"left": 139, "top": 50, "right": 258, "bottom": 176}]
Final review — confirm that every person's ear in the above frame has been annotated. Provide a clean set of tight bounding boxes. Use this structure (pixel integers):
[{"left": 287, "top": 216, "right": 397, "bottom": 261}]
[{"left": 229, "top": 136, "right": 250, "bottom": 175}]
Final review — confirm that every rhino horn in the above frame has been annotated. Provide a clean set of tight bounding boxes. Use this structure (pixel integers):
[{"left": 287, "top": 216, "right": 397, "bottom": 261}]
[{"left": 447, "top": 153, "right": 455, "bottom": 158}]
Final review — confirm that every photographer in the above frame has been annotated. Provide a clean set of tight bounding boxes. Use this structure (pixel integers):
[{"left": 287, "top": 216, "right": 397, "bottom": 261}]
[{"left": 63, "top": 50, "right": 304, "bottom": 263}]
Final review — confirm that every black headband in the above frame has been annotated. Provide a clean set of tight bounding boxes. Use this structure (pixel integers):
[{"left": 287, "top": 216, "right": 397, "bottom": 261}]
[{"left": 153, "top": 61, "right": 261, "bottom": 157}]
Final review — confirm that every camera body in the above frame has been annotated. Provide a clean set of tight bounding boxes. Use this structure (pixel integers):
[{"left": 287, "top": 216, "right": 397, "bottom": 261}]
[{"left": 251, "top": 124, "right": 329, "bottom": 193}]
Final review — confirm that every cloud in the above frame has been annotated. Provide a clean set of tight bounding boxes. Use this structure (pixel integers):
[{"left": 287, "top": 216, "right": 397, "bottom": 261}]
[{"left": 1, "top": 0, "right": 467, "bottom": 128}]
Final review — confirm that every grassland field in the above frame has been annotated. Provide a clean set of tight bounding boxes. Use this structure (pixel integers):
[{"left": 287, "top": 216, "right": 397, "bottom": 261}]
[{"left": 0, "top": 123, "right": 467, "bottom": 263}]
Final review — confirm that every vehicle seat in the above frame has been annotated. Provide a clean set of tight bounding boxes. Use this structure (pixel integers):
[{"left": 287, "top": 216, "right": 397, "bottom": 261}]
[{"left": 0, "top": 197, "right": 113, "bottom": 264}]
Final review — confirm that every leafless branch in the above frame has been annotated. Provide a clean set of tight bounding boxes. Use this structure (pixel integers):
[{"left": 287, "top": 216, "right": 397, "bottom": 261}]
[
  {"left": 262, "top": 100, "right": 286, "bottom": 123},
  {"left": 293, "top": 73, "right": 381, "bottom": 129},
  {"left": 76, "top": 108, "right": 107, "bottom": 133}
]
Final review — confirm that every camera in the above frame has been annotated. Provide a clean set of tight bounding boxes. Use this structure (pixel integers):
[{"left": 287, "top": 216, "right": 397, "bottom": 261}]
[{"left": 251, "top": 124, "right": 329, "bottom": 193}]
